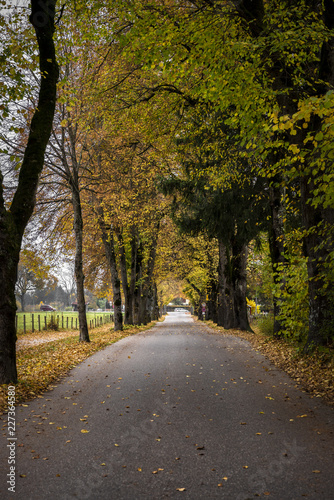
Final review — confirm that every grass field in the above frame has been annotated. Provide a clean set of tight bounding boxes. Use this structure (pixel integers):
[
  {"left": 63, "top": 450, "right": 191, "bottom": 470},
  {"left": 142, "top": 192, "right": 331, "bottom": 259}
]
[{"left": 16, "top": 311, "right": 114, "bottom": 335}]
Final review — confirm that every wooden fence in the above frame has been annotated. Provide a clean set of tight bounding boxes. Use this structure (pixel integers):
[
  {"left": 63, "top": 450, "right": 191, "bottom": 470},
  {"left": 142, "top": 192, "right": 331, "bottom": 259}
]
[{"left": 16, "top": 312, "right": 114, "bottom": 334}]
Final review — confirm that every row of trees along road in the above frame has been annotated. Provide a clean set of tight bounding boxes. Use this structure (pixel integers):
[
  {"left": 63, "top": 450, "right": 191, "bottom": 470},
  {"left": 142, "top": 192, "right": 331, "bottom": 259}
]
[{"left": 1, "top": 1, "right": 334, "bottom": 383}]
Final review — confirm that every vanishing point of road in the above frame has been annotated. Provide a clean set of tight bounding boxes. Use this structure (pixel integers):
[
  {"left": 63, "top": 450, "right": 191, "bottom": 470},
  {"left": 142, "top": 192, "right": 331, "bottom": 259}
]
[{"left": 1, "top": 312, "right": 333, "bottom": 499}]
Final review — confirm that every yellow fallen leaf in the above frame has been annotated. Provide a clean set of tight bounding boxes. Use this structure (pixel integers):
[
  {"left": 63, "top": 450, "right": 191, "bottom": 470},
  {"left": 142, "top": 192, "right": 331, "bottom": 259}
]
[
  {"left": 243, "top": 466, "right": 249, "bottom": 469},
  {"left": 81, "top": 429, "right": 89, "bottom": 433},
  {"left": 114, "top": 444, "right": 119, "bottom": 447},
  {"left": 100, "top": 463, "right": 106, "bottom": 466},
  {"left": 312, "top": 470, "right": 321, "bottom": 473},
  {"left": 137, "top": 468, "right": 142, "bottom": 472},
  {"left": 66, "top": 440, "right": 71, "bottom": 443},
  {"left": 176, "top": 488, "right": 186, "bottom": 491},
  {"left": 20, "top": 474, "right": 26, "bottom": 478}
]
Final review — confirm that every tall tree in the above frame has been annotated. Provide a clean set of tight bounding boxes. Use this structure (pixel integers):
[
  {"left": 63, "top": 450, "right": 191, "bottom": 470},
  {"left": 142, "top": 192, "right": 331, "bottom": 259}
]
[{"left": 0, "top": 1, "right": 59, "bottom": 383}]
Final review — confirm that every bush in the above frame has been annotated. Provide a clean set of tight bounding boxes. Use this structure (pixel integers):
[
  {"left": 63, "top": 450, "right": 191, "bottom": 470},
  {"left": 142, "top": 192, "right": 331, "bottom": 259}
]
[
  {"left": 272, "top": 254, "right": 309, "bottom": 343},
  {"left": 255, "top": 314, "right": 275, "bottom": 337}
]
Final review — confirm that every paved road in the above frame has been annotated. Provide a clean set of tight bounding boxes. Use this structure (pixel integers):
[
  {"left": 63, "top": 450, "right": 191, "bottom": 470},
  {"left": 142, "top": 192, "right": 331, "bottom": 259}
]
[{"left": 1, "top": 313, "right": 333, "bottom": 499}]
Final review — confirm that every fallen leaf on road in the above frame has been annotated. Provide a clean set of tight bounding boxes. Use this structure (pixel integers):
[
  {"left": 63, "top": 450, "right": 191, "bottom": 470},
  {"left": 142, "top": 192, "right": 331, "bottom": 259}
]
[
  {"left": 312, "top": 470, "right": 321, "bottom": 473},
  {"left": 81, "top": 429, "right": 89, "bottom": 433},
  {"left": 176, "top": 488, "right": 186, "bottom": 491}
]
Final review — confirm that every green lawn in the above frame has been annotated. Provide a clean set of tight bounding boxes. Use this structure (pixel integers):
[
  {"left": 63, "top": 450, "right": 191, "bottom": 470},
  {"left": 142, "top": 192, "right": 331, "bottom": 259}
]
[{"left": 16, "top": 311, "right": 114, "bottom": 335}]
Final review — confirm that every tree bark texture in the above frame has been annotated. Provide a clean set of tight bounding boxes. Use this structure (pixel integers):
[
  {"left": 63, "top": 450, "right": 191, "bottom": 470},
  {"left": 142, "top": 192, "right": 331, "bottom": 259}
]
[
  {"left": 231, "top": 243, "right": 252, "bottom": 332},
  {"left": 217, "top": 240, "right": 233, "bottom": 329},
  {"left": 0, "top": 0, "right": 59, "bottom": 384},
  {"left": 100, "top": 225, "right": 123, "bottom": 331},
  {"left": 72, "top": 186, "right": 90, "bottom": 342},
  {"left": 116, "top": 229, "right": 132, "bottom": 324}
]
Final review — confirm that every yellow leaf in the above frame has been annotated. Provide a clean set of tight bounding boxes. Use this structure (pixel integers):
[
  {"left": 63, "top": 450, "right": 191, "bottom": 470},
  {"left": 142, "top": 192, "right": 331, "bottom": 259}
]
[
  {"left": 81, "top": 429, "right": 89, "bottom": 433},
  {"left": 176, "top": 488, "right": 186, "bottom": 491},
  {"left": 312, "top": 470, "right": 321, "bottom": 473},
  {"left": 137, "top": 468, "right": 142, "bottom": 472}
]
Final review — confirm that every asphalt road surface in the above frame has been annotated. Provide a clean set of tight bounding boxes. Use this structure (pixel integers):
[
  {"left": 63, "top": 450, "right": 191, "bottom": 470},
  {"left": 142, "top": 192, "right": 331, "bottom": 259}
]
[{"left": 1, "top": 312, "right": 333, "bottom": 499}]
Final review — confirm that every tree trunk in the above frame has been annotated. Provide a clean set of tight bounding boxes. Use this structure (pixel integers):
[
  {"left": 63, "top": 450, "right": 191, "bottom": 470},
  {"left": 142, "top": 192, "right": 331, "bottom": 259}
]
[
  {"left": 72, "top": 186, "right": 89, "bottom": 342},
  {"left": 129, "top": 227, "right": 138, "bottom": 325},
  {"left": 101, "top": 228, "right": 123, "bottom": 331},
  {"left": 217, "top": 240, "right": 234, "bottom": 329},
  {"left": 20, "top": 293, "right": 26, "bottom": 313},
  {"left": 231, "top": 243, "right": 253, "bottom": 332},
  {"left": 116, "top": 229, "right": 132, "bottom": 324},
  {"left": 0, "top": 0, "right": 58, "bottom": 384},
  {"left": 140, "top": 230, "right": 159, "bottom": 324},
  {"left": 301, "top": 176, "right": 334, "bottom": 348},
  {"left": 206, "top": 278, "right": 218, "bottom": 323}
]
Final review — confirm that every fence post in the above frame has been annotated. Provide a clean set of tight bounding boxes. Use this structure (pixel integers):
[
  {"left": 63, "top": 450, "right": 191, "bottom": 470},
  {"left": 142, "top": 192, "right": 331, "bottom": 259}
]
[
  {"left": 32, "top": 314, "right": 34, "bottom": 333},
  {"left": 71, "top": 317, "right": 73, "bottom": 329},
  {"left": 44, "top": 315, "right": 47, "bottom": 330},
  {"left": 75, "top": 318, "right": 77, "bottom": 329},
  {"left": 66, "top": 317, "right": 68, "bottom": 329},
  {"left": 38, "top": 315, "right": 41, "bottom": 331},
  {"left": 23, "top": 315, "right": 26, "bottom": 334}
]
